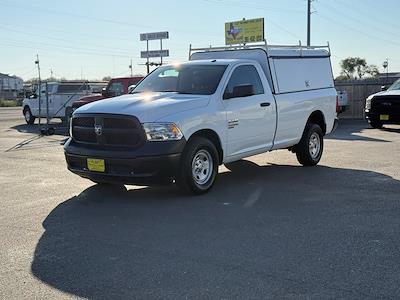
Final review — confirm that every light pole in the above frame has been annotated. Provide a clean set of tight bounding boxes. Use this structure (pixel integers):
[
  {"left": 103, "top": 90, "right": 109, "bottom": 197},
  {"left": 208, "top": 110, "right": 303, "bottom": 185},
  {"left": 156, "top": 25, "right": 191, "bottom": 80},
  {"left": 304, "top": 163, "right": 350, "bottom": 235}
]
[
  {"left": 307, "top": 0, "right": 311, "bottom": 46},
  {"left": 383, "top": 59, "right": 389, "bottom": 84},
  {"left": 35, "top": 54, "right": 41, "bottom": 128}
]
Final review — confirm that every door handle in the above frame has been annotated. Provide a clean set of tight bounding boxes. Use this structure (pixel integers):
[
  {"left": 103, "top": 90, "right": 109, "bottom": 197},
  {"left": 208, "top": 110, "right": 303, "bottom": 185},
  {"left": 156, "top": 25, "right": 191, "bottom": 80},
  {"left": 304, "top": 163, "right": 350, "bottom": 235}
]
[{"left": 260, "top": 102, "right": 271, "bottom": 107}]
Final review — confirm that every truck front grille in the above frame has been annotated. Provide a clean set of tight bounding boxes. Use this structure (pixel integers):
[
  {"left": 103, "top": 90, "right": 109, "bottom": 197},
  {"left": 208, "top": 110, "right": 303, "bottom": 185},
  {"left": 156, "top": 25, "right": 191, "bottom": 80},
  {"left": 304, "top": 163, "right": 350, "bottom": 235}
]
[
  {"left": 72, "top": 114, "right": 145, "bottom": 149},
  {"left": 372, "top": 96, "right": 400, "bottom": 113}
]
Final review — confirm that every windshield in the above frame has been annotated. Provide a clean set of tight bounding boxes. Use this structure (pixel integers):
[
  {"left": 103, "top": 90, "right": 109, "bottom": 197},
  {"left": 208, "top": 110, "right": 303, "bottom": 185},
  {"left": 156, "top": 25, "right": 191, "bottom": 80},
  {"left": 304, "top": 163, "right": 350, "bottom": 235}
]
[
  {"left": 388, "top": 79, "right": 400, "bottom": 91},
  {"left": 132, "top": 64, "right": 227, "bottom": 95}
]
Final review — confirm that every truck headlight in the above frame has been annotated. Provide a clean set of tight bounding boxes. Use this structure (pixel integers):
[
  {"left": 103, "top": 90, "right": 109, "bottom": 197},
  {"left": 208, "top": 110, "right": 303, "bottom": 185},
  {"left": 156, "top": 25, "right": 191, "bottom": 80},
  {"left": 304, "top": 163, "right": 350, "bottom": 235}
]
[
  {"left": 365, "top": 96, "right": 372, "bottom": 110},
  {"left": 142, "top": 123, "right": 183, "bottom": 141}
]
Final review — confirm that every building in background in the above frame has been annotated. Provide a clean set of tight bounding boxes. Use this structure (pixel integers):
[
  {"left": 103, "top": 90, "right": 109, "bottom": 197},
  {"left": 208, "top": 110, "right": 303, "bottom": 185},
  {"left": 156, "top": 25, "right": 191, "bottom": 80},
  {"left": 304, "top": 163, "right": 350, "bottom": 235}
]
[{"left": 0, "top": 73, "right": 24, "bottom": 99}]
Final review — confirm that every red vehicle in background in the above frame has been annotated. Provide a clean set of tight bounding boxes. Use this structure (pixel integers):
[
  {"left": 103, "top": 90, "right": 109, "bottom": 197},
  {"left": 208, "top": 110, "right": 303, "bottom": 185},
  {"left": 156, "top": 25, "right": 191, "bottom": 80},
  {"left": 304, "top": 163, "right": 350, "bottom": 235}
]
[{"left": 71, "top": 76, "right": 143, "bottom": 110}]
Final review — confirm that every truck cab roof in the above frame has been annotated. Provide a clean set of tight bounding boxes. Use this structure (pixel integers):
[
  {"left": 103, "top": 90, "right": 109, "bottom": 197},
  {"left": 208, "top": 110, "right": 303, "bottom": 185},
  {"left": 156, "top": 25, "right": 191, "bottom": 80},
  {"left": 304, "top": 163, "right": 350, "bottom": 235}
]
[{"left": 177, "top": 59, "right": 249, "bottom": 66}]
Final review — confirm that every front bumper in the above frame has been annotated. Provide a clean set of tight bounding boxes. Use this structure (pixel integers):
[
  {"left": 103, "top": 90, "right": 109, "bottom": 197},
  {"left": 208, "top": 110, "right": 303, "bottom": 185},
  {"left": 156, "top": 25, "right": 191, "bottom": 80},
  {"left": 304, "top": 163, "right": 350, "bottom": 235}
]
[
  {"left": 64, "top": 138, "right": 185, "bottom": 185},
  {"left": 365, "top": 110, "right": 400, "bottom": 124}
]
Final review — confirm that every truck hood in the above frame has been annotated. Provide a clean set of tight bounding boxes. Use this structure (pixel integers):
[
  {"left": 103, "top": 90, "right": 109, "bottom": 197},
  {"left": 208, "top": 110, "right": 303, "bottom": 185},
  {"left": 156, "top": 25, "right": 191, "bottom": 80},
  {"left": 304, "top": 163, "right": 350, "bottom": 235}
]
[
  {"left": 72, "top": 94, "right": 105, "bottom": 108},
  {"left": 371, "top": 90, "right": 400, "bottom": 98},
  {"left": 74, "top": 92, "right": 211, "bottom": 122}
]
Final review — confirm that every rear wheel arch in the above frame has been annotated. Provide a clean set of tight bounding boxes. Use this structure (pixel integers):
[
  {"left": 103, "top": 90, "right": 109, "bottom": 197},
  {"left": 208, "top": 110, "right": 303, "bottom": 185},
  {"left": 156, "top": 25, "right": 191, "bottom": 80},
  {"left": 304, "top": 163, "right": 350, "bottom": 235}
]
[{"left": 306, "top": 110, "right": 326, "bottom": 135}]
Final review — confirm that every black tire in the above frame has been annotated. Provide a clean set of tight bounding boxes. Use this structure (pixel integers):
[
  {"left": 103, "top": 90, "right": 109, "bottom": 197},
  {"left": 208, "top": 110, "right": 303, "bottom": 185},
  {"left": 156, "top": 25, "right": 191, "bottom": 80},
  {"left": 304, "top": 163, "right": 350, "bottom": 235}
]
[
  {"left": 176, "top": 137, "right": 219, "bottom": 195},
  {"left": 64, "top": 107, "right": 73, "bottom": 125},
  {"left": 295, "top": 123, "right": 324, "bottom": 166},
  {"left": 368, "top": 120, "right": 383, "bottom": 129},
  {"left": 23, "top": 107, "right": 35, "bottom": 124}
]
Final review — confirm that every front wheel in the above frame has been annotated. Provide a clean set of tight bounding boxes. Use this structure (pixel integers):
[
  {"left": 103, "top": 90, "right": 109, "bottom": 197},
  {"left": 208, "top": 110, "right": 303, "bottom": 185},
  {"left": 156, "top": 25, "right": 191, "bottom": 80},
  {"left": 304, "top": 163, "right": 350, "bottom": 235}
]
[
  {"left": 176, "top": 137, "right": 219, "bottom": 195},
  {"left": 23, "top": 107, "right": 35, "bottom": 124},
  {"left": 368, "top": 120, "right": 383, "bottom": 129},
  {"left": 295, "top": 123, "right": 324, "bottom": 166}
]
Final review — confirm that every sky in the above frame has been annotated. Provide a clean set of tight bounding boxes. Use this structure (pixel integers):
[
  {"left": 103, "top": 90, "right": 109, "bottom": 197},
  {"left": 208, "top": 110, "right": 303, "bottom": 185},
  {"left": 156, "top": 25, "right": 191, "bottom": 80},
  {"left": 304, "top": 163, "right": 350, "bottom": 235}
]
[{"left": 1, "top": 0, "right": 400, "bottom": 81}]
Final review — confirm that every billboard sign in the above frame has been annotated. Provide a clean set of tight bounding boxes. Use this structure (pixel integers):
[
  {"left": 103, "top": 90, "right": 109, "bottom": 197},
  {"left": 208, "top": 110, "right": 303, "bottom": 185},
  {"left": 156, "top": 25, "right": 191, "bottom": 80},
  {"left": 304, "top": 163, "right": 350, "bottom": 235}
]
[
  {"left": 140, "top": 31, "right": 169, "bottom": 41},
  {"left": 141, "top": 50, "right": 170, "bottom": 58},
  {"left": 225, "top": 18, "right": 264, "bottom": 45}
]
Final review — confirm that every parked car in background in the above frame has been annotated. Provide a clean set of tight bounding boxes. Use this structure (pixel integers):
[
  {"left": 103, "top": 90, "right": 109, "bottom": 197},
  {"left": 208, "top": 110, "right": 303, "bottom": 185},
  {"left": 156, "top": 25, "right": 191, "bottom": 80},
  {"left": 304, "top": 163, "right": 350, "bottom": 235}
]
[
  {"left": 337, "top": 90, "right": 348, "bottom": 113},
  {"left": 365, "top": 78, "right": 400, "bottom": 128},
  {"left": 71, "top": 77, "right": 143, "bottom": 111},
  {"left": 22, "top": 81, "right": 101, "bottom": 124},
  {"left": 65, "top": 43, "right": 337, "bottom": 194}
]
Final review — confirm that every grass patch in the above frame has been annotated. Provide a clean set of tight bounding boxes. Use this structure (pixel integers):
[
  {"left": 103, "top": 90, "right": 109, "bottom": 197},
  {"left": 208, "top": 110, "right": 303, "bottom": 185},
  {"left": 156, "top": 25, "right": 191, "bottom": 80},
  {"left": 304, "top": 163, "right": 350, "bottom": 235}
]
[{"left": 0, "top": 99, "right": 22, "bottom": 107}]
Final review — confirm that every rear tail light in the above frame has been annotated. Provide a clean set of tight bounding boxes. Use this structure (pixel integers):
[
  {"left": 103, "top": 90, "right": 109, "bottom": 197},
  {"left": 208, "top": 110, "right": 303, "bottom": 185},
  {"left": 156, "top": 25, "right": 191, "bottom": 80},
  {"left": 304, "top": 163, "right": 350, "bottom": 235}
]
[{"left": 336, "top": 95, "right": 340, "bottom": 113}]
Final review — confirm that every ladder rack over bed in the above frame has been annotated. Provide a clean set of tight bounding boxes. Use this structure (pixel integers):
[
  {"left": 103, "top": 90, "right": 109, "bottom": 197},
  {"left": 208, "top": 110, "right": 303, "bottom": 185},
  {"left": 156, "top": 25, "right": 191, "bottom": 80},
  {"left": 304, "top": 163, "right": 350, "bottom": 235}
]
[{"left": 189, "top": 41, "right": 331, "bottom": 59}]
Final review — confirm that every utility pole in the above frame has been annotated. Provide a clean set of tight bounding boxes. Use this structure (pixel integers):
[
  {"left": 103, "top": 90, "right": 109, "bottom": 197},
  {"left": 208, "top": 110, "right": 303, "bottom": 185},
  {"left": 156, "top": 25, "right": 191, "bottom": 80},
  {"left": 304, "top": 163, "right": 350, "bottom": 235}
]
[
  {"left": 129, "top": 59, "right": 133, "bottom": 77},
  {"left": 383, "top": 59, "right": 389, "bottom": 84},
  {"left": 146, "top": 40, "right": 150, "bottom": 74},
  {"left": 35, "top": 54, "right": 41, "bottom": 128},
  {"left": 160, "top": 39, "right": 163, "bottom": 66},
  {"left": 307, "top": 0, "right": 311, "bottom": 46}
]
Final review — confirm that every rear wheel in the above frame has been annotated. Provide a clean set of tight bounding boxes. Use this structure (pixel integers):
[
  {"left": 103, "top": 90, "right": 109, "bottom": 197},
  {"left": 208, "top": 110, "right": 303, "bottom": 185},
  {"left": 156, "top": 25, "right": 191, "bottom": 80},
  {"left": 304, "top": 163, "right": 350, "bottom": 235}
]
[
  {"left": 176, "top": 137, "right": 219, "bottom": 194},
  {"left": 23, "top": 107, "right": 35, "bottom": 124},
  {"left": 368, "top": 119, "right": 383, "bottom": 129},
  {"left": 295, "top": 123, "right": 324, "bottom": 166}
]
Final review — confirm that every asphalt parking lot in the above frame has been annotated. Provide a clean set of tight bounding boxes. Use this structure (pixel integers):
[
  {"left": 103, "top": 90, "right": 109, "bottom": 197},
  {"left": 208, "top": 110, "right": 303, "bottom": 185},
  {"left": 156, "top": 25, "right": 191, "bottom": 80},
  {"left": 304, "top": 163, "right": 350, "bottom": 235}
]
[{"left": 1, "top": 107, "right": 400, "bottom": 299}]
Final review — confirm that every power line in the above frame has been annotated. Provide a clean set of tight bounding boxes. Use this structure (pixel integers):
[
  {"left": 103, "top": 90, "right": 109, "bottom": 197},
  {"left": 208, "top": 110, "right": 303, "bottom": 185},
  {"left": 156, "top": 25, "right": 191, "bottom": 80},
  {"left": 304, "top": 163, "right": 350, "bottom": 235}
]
[
  {"left": 268, "top": 19, "right": 302, "bottom": 40},
  {"left": 316, "top": 1, "right": 400, "bottom": 40},
  {"left": 201, "top": 0, "right": 304, "bottom": 14},
  {"left": 0, "top": 40, "right": 133, "bottom": 58},
  {"left": 0, "top": 25, "right": 136, "bottom": 55},
  {"left": 314, "top": 12, "right": 400, "bottom": 48},
  {"left": 0, "top": 0, "right": 221, "bottom": 38}
]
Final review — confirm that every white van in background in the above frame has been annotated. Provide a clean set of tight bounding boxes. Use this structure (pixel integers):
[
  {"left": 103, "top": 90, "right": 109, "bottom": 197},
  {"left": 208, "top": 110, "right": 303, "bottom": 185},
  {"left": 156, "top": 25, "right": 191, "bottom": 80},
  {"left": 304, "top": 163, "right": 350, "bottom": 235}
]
[{"left": 22, "top": 81, "right": 105, "bottom": 124}]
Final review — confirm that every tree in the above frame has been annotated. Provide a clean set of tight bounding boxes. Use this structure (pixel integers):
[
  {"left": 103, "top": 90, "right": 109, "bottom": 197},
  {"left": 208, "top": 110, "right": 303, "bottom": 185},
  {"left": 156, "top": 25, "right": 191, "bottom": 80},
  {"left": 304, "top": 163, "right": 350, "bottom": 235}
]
[
  {"left": 340, "top": 57, "right": 366, "bottom": 79},
  {"left": 102, "top": 76, "right": 112, "bottom": 81},
  {"left": 340, "top": 57, "right": 378, "bottom": 79},
  {"left": 364, "top": 64, "right": 379, "bottom": 77},
  {"left": 355, "top": 58, "right": 367, "bottom": 79}
]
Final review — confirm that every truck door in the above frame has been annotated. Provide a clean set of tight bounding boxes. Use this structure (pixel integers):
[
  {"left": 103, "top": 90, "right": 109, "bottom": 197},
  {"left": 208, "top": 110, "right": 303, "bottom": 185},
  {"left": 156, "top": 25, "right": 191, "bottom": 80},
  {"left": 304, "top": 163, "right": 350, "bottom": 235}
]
[
  {"left": 222, "top": 64, "right": 276, "bottom": 157},
  {"left": 38, "top": 83, "right": 54, "bottom": 117}
]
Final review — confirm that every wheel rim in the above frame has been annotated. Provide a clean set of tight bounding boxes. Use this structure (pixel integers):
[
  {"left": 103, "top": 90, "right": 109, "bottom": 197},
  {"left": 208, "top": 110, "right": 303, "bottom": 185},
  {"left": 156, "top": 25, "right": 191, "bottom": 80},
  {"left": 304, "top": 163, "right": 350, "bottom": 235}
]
[
  {"left": 24, "top": 110, "right": 30, "bottom": 122},
  {"left": 191, "top": 149, "right": 213, "bottom": 185},
  {"left": 309, "top": 132, "right": 321, "bottom": 159}
]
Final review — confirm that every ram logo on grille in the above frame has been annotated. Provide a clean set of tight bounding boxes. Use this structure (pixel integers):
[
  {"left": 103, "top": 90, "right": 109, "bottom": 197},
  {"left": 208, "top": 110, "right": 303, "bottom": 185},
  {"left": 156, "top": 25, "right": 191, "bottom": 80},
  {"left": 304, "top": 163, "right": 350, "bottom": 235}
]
[{"left": 94, "top": 124, "right": 103, "bottom": 136}]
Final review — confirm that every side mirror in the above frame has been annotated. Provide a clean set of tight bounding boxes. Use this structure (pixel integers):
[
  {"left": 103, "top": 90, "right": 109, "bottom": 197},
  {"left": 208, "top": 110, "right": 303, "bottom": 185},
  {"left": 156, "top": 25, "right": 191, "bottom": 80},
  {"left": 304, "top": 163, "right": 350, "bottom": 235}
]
[
  {"left": 101, "top": 88, "right": 109, "bottom": 97},
  {"left": 231, "top": 84, "right": 255, "bottom": 98},
  {"left": 128, "top": 85, "right": 136, "bottom": 93},
  {"left": 381, "top": 85, "right": 388, "bottom": 91}
]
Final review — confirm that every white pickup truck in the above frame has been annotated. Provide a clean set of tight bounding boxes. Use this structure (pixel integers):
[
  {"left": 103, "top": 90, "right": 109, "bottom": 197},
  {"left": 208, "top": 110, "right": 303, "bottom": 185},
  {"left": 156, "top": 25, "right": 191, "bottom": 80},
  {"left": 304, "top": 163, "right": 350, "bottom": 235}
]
[{"left": 64, "top": 43, "right": 338, "bottom": 194}]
